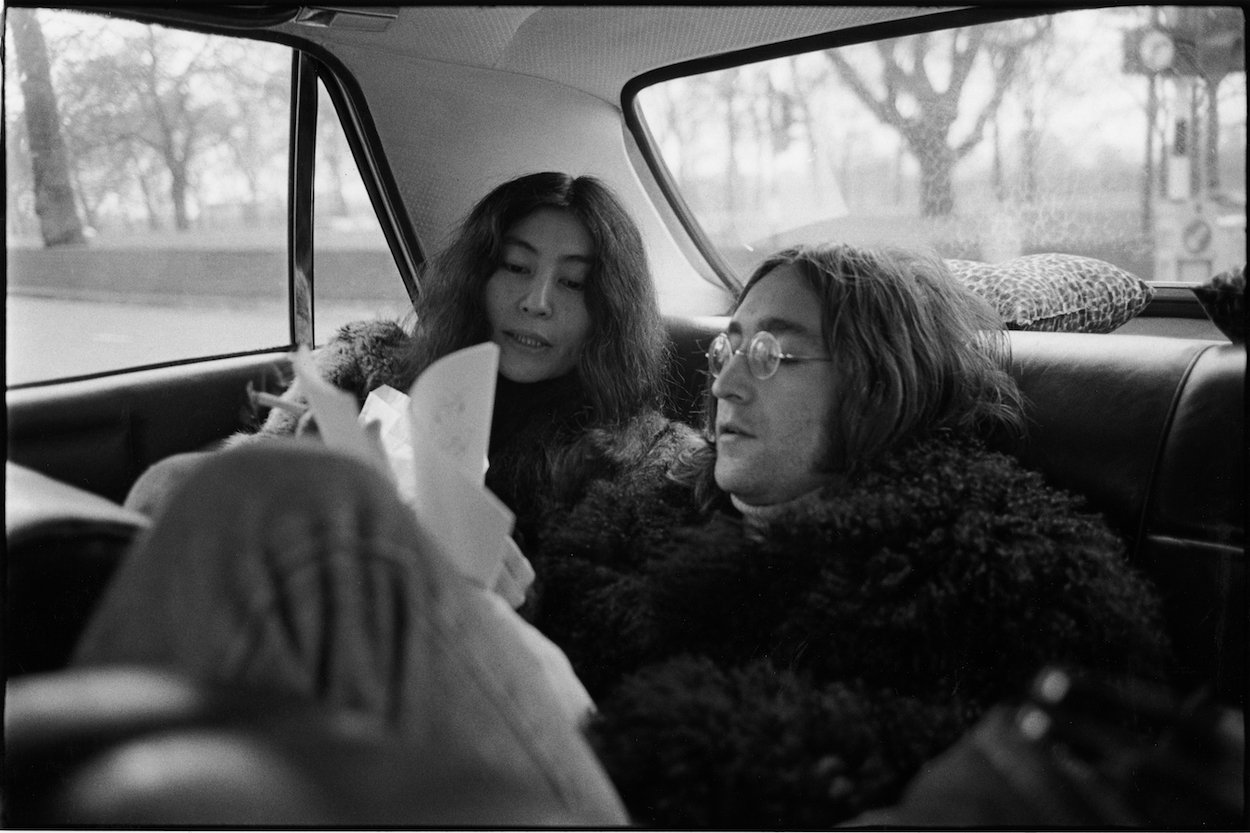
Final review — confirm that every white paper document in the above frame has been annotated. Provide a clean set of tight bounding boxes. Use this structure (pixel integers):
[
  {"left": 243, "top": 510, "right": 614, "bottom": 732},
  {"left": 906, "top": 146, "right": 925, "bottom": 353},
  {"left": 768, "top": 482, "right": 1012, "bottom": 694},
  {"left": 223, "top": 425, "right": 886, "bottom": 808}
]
[{"left": 292, "top": 342, "right": 515, "bottom": 588}]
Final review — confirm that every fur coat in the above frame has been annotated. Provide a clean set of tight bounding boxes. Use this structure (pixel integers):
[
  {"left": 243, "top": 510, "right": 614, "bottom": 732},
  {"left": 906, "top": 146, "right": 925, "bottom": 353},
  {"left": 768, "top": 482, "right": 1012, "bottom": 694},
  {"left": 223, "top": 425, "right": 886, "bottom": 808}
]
[
  {"left": 530, "top": 433, "right": 1171, "bottom": 828},
  {"left": 232, "top": 320, "right": 701, "bottom": 550},
  {"left": 230, "top": 319, "right": 414, "bottom": 442}
]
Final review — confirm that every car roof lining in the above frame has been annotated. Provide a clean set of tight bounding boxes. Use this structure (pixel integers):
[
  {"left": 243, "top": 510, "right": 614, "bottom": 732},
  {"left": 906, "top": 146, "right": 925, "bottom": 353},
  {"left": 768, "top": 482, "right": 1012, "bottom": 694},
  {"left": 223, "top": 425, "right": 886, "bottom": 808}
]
[{"left": 276, "top": 6, "right": 956, "bottom": 103}]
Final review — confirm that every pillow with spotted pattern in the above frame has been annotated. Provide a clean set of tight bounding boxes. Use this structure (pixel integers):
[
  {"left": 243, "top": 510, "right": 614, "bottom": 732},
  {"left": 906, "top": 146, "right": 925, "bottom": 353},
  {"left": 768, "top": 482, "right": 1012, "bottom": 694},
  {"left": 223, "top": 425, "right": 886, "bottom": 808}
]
[{"left": 946, "top": 253, "right": 1155, "bottom": 333}]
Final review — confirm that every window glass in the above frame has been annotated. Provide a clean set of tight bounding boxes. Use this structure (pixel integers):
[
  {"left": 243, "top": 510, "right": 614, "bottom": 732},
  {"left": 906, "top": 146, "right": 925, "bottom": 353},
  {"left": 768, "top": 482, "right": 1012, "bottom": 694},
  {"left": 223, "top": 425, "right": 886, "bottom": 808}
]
[
  {"left": 5, "top": 8, "right": 291, "bottom": 385},
  {"left": 313, "top": 79, "right": 412, "bottom": 341},
  {"left": 635, "top": 7, "right": 1246, "bottom": 287}
]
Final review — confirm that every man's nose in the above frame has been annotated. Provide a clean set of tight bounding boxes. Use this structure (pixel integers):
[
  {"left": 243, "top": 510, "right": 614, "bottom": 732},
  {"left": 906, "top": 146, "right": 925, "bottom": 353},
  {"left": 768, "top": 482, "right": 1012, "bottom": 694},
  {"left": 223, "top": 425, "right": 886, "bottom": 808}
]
[
  {"left": 710, "top": 350, "right": 753, "bottom": 402},
  {"left": 520, "top": 274, "right": 554, "bottom": 317}
]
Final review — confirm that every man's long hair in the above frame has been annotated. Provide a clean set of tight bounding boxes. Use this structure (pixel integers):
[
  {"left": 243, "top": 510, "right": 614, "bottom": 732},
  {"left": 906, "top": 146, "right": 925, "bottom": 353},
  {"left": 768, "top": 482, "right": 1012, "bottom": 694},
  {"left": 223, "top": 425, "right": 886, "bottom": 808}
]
[
  {"left": 401, "top": 171, "right": 668, "bottom": 424},
  {"left": 698, "top": 243, "right": 1024, "bottom": 482}
]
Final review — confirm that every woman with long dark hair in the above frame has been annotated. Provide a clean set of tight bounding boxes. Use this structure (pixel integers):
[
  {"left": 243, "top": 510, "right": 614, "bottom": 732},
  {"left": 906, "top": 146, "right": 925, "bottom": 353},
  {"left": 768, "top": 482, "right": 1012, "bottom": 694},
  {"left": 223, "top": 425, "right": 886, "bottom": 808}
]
[{"left": 127, "top": 171, "right": 696, "bottom": 570}]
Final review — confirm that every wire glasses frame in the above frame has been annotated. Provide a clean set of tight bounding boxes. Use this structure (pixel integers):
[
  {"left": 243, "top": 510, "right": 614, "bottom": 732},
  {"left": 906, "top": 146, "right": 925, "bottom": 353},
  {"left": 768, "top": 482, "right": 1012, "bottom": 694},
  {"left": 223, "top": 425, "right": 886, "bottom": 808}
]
[{"left": 707, "top": 331, "right": 832, "bottom": 381}]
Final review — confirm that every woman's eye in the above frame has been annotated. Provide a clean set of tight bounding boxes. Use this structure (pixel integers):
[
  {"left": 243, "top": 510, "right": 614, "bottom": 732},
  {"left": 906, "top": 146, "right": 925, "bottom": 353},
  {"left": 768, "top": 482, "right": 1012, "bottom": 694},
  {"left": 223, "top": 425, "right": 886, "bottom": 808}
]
[
  {"left": 501, "top": 261, "right": 528, "bottom": 275},
  {"left": 559, "top": 277, "right": 585, "bottom": 291}
]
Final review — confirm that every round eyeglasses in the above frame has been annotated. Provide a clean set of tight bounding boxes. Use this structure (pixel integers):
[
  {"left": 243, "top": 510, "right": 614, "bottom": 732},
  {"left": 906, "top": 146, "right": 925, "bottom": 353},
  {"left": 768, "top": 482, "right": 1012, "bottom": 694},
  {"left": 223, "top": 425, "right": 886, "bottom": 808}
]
[{"left": 707, "top": 331, "right": 832, "bottom": 381}]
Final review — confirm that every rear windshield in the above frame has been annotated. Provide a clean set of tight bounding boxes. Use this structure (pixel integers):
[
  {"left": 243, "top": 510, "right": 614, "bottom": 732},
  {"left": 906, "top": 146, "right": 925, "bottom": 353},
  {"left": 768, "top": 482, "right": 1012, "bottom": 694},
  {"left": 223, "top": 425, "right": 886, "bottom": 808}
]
[{"left": 634, "top": 6, "right": 1245, "bottom": 289}]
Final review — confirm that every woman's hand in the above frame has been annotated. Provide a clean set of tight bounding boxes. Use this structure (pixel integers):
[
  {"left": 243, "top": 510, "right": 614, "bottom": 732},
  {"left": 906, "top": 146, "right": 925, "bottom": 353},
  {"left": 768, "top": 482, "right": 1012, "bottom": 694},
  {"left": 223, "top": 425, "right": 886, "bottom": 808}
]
[{"left": 494, "top": 538, "right": 536, "bottom": 608}]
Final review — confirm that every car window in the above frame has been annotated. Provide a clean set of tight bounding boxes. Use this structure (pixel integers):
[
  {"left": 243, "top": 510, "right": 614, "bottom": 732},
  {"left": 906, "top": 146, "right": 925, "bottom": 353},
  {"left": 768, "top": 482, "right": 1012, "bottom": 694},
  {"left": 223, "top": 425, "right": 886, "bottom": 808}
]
[
  {"left": 5, "top": 8, "right": 411, "bottom": 387},
  {"left": 633, "top": 6, "right": 1246, "bottom": 289},
  {"left": 5, "top": 8, "right": 292, "bottom": 385},
  {"left": 313, "top": 79, "right": 413, "bottom": 340}
]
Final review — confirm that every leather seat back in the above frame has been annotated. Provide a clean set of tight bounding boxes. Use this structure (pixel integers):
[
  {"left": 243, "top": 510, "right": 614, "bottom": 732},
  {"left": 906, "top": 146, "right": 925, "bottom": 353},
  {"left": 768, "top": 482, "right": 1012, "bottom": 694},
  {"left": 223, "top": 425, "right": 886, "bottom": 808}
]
[{"left": 5, "top": 463, "right": 148, "bottom": 677}]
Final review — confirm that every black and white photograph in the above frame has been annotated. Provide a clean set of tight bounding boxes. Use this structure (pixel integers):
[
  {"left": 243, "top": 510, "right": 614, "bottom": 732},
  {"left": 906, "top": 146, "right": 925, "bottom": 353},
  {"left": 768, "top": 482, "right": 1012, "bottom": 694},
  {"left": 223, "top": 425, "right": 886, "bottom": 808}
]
[{"left": 4, "top": 4, "right": 1245, "bottom": 828}]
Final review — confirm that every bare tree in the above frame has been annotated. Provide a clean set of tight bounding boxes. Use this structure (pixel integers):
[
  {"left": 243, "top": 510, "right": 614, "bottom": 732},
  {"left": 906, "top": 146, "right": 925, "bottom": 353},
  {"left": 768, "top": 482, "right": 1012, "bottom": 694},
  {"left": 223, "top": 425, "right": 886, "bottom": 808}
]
[
  {"left": 225, "top": 64, "right": 290, "bottom": 221},
  {"left": 784, "top": 56, "right": 838, "bottom": 209},
  {"left": 652, "top": 82, "right": 697, "bottom": 188},
  {"left": 658, "top": 75, "right": 721, "bottom": 195},
  {"left": 1173, "top": 6, "right": 1245, "bottom": 196},
  {"left": 746, "top": 67, "right": 790, "bottom": 216},
  {"left": 7, "top": 8, "right": 86, "bottom": 246},
  {"left": 137, "top": 29, "right": 209, "bottom": 230},
  {"left": 56, "top": 25, "right": 237, "bottom": 231},
  {"left": 826, "top": 20, "right": 1051, "bottom": 216},
  {"left": 716, "top": 66, "right": 742, "bottom": 235}
]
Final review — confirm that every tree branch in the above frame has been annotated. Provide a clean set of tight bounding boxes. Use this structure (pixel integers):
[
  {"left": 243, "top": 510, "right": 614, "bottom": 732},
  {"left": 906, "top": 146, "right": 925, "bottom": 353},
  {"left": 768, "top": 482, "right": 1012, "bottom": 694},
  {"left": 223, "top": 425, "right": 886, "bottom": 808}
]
[
  {"left": 954, "top": 44, "right": 1020, "bottom": 159},
  {"left": 826, "top": 48, "right": 909, "bottom": 133},
  {"left": 909, "top": 33, "right": 936, "bottom": 101},
  {"left": 946, "top": 28, "right": 983, "bottom": 98}
]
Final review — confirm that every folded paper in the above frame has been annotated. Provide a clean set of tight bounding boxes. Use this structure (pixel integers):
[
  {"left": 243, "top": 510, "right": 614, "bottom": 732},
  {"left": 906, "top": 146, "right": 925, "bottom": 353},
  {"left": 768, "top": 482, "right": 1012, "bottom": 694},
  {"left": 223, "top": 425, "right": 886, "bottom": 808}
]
[{"left": 292, "top": 342, "right": 514, "bottom": 588}]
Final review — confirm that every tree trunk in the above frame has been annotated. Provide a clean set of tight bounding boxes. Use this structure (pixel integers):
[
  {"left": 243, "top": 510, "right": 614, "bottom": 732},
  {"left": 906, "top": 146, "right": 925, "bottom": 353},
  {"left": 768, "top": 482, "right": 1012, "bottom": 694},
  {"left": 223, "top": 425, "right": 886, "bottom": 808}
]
[
  {"left": 1020, "top": 99, "right": 1038, "bottom": 205},
  {"left": 719, "top": 69, "right": 740, "bottom": 237},
  {"left": 913, "top": 132, "right": 955, "bottom": 216},
  {"left": 1143, "top": 73, "right": 1156, "bottom": 235},
  {"left": 799, "top": 102, "right": 825, "bottom": 206},
  {"left": 1204, "top": 75, "right": 1222, "bottom": 194},
  {"left": 137, "top": 170, "right": 163, "bottom": 231},
  {"left": 8, "top": 9, "right": 86, "bottom": 246},
  {"left": 893, "top": 138, "right": 904, "bottom": 206},
  {"left": 170, "top": 165, "right": 191, "bottom": 230},
  {"left": 991, "top": 113, "right": 1004, "bottom": 203},
  {"left": 69, "top": 165, "right": 98, "bottom": 230},
  {"left": 1188, "top": 78, "right": 1201, "bottom": 198},
  {"left": 785, "top": 58, "right": 825, "bottom": 207}
]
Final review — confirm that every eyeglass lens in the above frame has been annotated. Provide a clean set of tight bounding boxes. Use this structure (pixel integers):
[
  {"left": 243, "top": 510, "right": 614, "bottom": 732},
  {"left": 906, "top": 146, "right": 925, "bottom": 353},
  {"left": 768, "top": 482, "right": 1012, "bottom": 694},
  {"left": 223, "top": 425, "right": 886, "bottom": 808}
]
[
  {"left": 708, "top": 332, "right": 780, "bottom": 380},
  {"left": 748, "top": 333, "right": 780, "bottom": 378}
]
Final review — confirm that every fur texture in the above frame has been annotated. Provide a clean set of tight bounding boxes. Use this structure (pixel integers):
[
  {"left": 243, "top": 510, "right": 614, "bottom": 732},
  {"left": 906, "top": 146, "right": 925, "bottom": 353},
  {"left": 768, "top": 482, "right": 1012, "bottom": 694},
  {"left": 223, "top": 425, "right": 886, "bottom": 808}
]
[
  {"left": 532, "top": 433, "right": 1171, "bottom": 827},
  {"left": 227, "top": 320, "right": 704, "bottom": 561},
  {"left": 228, "top": 320, "right": 413, "bottom": 444}
]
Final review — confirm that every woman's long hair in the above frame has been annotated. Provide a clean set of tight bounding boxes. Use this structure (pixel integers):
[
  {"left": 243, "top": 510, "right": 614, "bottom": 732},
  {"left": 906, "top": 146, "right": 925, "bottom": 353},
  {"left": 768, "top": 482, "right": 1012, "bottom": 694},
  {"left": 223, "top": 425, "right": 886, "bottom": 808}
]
[
  {"left": 701, "top": 243, "right": 1024, "bottom": 480},
  {"left": 401, "top": 172, "right": 667, "bottom": 424}
]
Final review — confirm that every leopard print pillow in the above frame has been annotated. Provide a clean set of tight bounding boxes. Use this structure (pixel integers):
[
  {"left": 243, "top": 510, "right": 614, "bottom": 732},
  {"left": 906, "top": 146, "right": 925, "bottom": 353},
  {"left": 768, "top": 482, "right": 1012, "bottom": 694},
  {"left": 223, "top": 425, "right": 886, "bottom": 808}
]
[{"left": 947, "top": 254, "right": 1154, "bottom": 333}]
